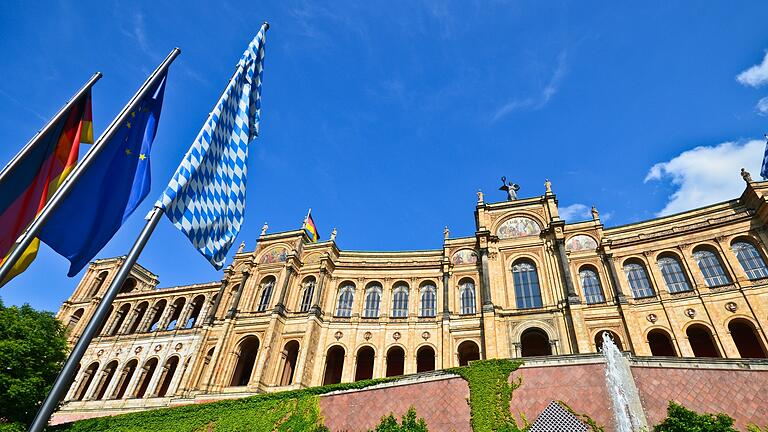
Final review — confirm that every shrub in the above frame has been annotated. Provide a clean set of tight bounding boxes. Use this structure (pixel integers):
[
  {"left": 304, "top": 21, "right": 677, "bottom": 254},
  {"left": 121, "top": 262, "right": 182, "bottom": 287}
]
[
  {"left": 373, "top": 407, "right": 429, "bottom": 432},
  {"left": 653, "top": 401, "right": 737, "bottom": 432}
]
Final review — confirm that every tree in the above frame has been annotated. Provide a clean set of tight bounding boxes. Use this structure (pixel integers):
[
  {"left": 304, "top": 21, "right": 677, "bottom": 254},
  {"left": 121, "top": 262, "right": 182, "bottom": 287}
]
[
  {"left": 0, "top": 299, "right": 68, "bottom": 428},
  {"left": 653, "top": 401, "right": 737, "bottom": 432}
]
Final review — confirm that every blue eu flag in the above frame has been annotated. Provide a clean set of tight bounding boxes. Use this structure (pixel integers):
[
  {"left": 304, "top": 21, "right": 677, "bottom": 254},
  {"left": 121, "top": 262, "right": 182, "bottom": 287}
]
[{"left": 39, "top": 73, "right": 167, "bottom": 276}]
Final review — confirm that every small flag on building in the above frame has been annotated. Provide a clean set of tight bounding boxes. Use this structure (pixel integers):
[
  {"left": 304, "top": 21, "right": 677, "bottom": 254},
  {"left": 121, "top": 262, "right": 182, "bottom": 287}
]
[
  {"left": 0, "top": 90, "right": 93, "bottom": 285},
  {"left": 39, "top": 74, "right": 168, "bottom": 276},
  {"left": 156, "top": 23, "right": 268, "bottom": 269},
  {"left": 304, "top": 209, "right": 319, "bottom": 242}
]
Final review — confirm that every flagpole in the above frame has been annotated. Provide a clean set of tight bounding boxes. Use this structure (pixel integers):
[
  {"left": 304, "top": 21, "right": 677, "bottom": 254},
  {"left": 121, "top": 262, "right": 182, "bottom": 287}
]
[
  {"left": 27, "top": 206, "right": 166, "bottom": 432},
  {"left": 0, "top": 72, "right": 102, "bottom": 184},
  {"left": 303, "top": 208, "right": 311, "bottom": 229},
  {"left": 0, "top": 48, "right": 180, "bottom": 286}
]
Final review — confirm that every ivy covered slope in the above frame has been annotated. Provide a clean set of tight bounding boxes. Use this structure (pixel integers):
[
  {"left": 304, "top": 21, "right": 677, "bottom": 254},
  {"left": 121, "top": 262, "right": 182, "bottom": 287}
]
[
  {"left": 448, "top": 359, "right": 524, "bottom": 432},
  {"left": 50, "top": 378, "right": 400, "bottom": 432}
]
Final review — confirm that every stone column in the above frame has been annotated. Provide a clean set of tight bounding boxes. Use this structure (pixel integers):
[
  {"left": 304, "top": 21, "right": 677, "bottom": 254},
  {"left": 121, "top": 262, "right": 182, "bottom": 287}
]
[
  {"left": 555, "top": 239, "right": 580, "bottom": 304},
  {"left": 118, "top": 306, "right": 138, "bottom": 335},
  {"left": 274, "top": 266, "right": 295, "bottom": 314},
  {"left": 442, "top": 270, "right": 451, "bottom": 319},
  {"left": 206, "top": 280, "right": 228, "bottom": 325},
  {"left": 310, "top": 267, "right": 327, "bottom": 316},
  {"left": 478, "top": 248, "right": 493, "bottom": 308},
  {"left": 226, "top": 271, "right": 250, "bottom": 318}
]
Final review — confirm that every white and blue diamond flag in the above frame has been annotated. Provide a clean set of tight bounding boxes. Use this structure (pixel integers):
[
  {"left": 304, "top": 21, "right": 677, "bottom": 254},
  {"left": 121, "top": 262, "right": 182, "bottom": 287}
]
[{"left": 156, "top": 24, "right": 267, "bottom": 269}]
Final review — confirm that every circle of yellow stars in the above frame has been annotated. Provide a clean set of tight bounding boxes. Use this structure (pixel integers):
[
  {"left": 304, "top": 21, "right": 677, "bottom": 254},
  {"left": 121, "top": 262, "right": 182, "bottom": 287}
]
[{"left": 122, "top": 110, "right": 147, "bottom": 160}]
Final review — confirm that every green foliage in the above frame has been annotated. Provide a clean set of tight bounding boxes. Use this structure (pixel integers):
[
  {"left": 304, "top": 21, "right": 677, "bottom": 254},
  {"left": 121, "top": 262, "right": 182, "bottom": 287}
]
[
  {"left": 747, "top": 426, "right": 767, "bottom": 432},
  {"left": 448, "top": 359, "right": 524, "bottom": 432},
  {"left": 372, "top": 407, "right": 429, "bottom": 432},
  {"left": 51, "top": 377, "right": 399, "bottom": 432},
  {"left": 556, "top": 401, "right": 604, "bottom": 432},
  {"left": 653, "top": 402, "right": 737, "bottom": 432},
  {"left": 0, "top": 422, "right": 26, "bottom": 432},
  {"left": 0, "top": 299, "right": 68, "bottom": 427}
]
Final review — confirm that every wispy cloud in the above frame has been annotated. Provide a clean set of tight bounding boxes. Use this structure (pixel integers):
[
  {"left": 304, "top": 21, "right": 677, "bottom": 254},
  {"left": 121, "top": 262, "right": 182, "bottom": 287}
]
[
  {"left": 120, "top": 11, "right": 153, "bottom": 57},
  {"left": 645, "top": 139, "right": 763, "bottom": 216},
  {"left": 559, "top": 203, "right": 591, "bottom": 221},
  {"left": 492, "top": 50, "right": 568, "bottom": 122},
  {"left": 756, "top": 96, "right": 768, "bottom": 116},
  {"left": 0, "top": 88, "right": 46, "bottom": 122},
  {"left": 737, "top": 51, "right": 768, "bottom": 87}
]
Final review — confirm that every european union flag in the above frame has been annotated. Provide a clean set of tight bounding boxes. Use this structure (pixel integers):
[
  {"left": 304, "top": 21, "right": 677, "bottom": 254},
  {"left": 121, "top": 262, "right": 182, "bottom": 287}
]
[{"left": 39, "top": 73, "right": 167, "bottom": 276}]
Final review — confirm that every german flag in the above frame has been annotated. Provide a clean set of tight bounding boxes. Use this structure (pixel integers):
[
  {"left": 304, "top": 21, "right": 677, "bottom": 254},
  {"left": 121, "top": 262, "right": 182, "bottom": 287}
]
[
  {"left": 304, "top": 211, "right": 319, "bottom": 243},
  {"left": 0, "top": 91, "right": 93, "bottom": 285}
]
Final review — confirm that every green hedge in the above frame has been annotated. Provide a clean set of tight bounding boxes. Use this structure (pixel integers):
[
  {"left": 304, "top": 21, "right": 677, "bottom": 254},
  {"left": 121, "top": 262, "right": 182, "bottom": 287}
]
[
  {"left": 448, "top": 359, "right": 524, "bottom": 432},
  {"left": 50, "top": 377, "right": 399, "bottom": 432}
]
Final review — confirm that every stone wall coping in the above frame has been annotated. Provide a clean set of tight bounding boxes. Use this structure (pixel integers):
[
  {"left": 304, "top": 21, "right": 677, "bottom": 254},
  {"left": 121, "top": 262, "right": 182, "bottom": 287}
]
[
  {"left": 629, "top": 355, "right": 768, "bottom": 371},
  {"left": 321, "top": 370, "right": 462, "bottom": 397}
]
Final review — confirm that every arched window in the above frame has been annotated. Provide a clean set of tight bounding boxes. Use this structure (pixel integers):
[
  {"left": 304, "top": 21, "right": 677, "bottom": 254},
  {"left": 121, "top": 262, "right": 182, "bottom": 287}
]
[
  {"left": 108, "top": 304, "right": 131, "bottom": 336},
  {"left": 185, "top": 295, "right": 205, "bottom": 328},
  {"left": 147, "top": 300, "right": 167, "bottom": 332},
  {"left": 279, "top": 341, "right": 300, "bottom": 385},
  {"left": 457, "top": 340, "right": 480, "bottom": 366},
  {"left": 93, "top": 360, "right": 118, "bottom": 400},
  {"left": 335, "top": 284, "right": 355, "bottom": 317},
  {"left": 728, "top": 319, "right": 767, "bottom": 358},
  {"left": 113, "top": 360, "right": 138, "bottom": 399},
  {"left": 692, "top": 249, "right": 731, "bottom": 287},
  {"left": 89, "top": 271, "right": 109, "bottom": 298},
  {"left": 521, "top": 328, "right": 552, "bottom": 357},
  {"left": 459, "top": 279, "right": 476, "bottom": 315},
  {"left": 512, "top": 260, "right": 542, "bottom": 309},
  {"left": 155, "top": 356, "right": 179, "bottom": 397},
  {"left": 363, "top": 284, "right": 382, "bottom": 318},
  {"left": 355, "top": 346, "right": 375, "bottom": 381},
  {"left": 648, "top": 329, "right": 677, "bottom": 357},
  {"left": 416, "top": 346, "right": 436, "bottom": 373},
  {"left": 323, "top": 346, "right": 345, "bottom": 385},
  {"left": 166, "top": 298, "right": 186, "bottom": 331},
  {"left": 419, "top": 284, "right": 436, "bottom": 317},
  {"left": 73, "top": 362, "right": 99, "bottom": 401},
  {"left": 127, "top": 302, "right": 148, "bottom": 334},
  {"left": 385, "top": 346, "right": 405, "bottom": 377},
  {"left": 657, "top": 256, "right": 691, "bottom": 293},
  {"left": 686, "top": 324, "right": 721, "bottom": 358},
  {"left": 257, "top": 277, "right": 276, "bottom": 312},
  {"left": 133, "top": 358, "right": 158, "bottom": 398},
  {"left": 299, "top": 277, "right": 315, "bottom": 312},
  {"left": 120, "top": 278, "right": 137, "bottom": 293},
  {"left": 595, "top": 330, "right": 623, "bottom": 352},
  {"left": 391, "top": 283, "right": 409, "bottom": 318},
  {"left": 579, "top": 267, "right": 605, "bottom": 304},
  {"left": 67, "top": 308, "right": 85, "bottom": 331},
  {"left": 732, "top": 241, "right": 768, "bottom": 280},
  {"left": 623, "top": 262, "right": 654, "bottom": 299}
]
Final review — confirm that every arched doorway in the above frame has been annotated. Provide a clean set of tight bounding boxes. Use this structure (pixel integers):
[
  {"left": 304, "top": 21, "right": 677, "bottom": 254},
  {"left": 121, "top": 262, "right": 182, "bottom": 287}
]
[
  {"left": 113, "top": 359, "right": 138, "bottom": 399},
  {"left": 155, "top": 357, "right": 179, "bottom": 397},
  {"left": 648, "top": 329, "right": 677, "bottom": 357},
  {"left": 385, "top": 346, "right": 405, "bottom": 377},
  {"left": 133, "top": 358, "right": 158, "bottom": 398},
  {"left": 323, "top": 346, "right": 345, "bottom": 385},
  {"left": 279, "top": 341, "right": 300, "bottom": 386},
  {"left": 416, "top": 346, "right": 436, "bottom": 373},
  {"left": 457, "top": 340, "right": 480, "bottom": 366},
  {"left": 521, "top": 328, "right": 552, "bottom": 357},
  {"left": 354, "top": 346, "right": 375, "bottom": 381},
  {"left": 595, "top": 330, "right": 623, "bottom": 353},
  {"left": 230, "top": 336, "right": 260, "bottom": 386},
  {"left": 686, "top": 324, "right": 721, "bottom": 358},
  {"left": 73, "top": 362, "right": 99, "bottom": 401},
  {"left": 728, "top": 319, "right": 767, "bottom": 358},
  {"left": 93, "top": 360, "right": 118, "bottom": 400}
]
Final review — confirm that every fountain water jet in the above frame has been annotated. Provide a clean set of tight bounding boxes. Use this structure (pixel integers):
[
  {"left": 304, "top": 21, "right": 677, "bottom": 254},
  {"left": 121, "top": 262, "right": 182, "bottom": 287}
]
[{"left": 601, "top": 331, "right": 644, "bottom": 431}]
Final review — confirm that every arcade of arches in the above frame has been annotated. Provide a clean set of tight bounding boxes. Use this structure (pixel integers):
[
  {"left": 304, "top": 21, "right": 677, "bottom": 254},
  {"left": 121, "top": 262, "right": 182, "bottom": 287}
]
[{"left": 55, "top": 180, "right": 768, "bottom": 415}]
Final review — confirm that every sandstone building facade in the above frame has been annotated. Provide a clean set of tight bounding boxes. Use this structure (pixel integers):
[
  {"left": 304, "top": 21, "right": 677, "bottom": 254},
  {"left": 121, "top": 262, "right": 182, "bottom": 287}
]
[{"left": 56, "top": 178, "right": 768, "bottom": 414}]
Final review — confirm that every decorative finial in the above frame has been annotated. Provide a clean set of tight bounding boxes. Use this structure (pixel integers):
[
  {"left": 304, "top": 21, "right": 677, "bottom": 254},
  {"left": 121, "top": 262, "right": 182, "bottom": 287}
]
[
  {"left": 444, "top": 226, "right": 450, "bottom": 240},
  {"left": 499, "top": 176, "right": 520, "bottom": 201},
  {"left": 741, "top": 168, "right": 753, "bottom": 183},
  {"left": 237, "top": 241, "right": 245, "bottom": 253},
  {"left": 477, "top": 190, "right": 484, "bottom": 204},
  {"left": 260, "top": 222, "right": 269, "bottom": 236},
  {"left": 544, "top": 179, "right": 552, "bottom": 194},
  {"left": 263, "top": 21, "right": 270, "bottom": 30},
  {"left": 591, "top": 206, "right": 599, "bottom": 221},
  {"left": 330, "top": 227, "right": 337, "bottom": 241}
]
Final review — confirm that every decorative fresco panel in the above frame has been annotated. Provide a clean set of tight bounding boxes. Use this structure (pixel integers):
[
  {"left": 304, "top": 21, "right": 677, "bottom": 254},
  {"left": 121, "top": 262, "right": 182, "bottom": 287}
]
[
  {"left": 260, "top": 247, "right": 287, "bottom": 264},
  {"left": 497, "top": 217, "right": 541, "bottom": 239},
  {"left": 452, "top": 249, "right": 478, "bottom": 265},
  {"left": 565, "top": 235, "right": 598, "bottom": 252}
]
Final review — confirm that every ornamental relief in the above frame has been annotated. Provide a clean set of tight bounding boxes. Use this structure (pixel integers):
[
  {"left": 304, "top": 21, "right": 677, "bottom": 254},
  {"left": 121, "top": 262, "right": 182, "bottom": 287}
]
[{"left": 497, "top": 217, "right": 542, "bottom": 239}]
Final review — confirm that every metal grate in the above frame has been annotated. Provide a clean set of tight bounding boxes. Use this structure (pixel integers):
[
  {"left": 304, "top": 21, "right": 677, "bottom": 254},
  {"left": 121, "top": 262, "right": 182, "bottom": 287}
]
[{"left": 529, "top": 400, "right": 589, "bottom": 432}]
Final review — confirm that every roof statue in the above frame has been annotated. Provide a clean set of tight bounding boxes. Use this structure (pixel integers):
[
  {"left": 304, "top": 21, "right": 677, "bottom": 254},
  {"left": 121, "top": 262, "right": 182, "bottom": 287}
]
[
  {"left": 591, "top": 206, "right": 599, "bottom": 221},
  {"left": 260, "top": 222, "right": 269, "bottom": 236},
  {"left": 477, "top": 190, "right": 484, "bottom": 204},
  {"left": 236, "top": 241, "right": 245, "bottom": 254},
  {"left": 330, "top": 227, "right": 337, "bottom": 241},
  {"left": 544, "top": 179, "right": 552, "bottom": 194},
  {"left": 741, "top": 167, "right": 753, "bottom": 183},
  {"left": 444, "top": 226, "right": 450, "bottom": 239},
  {"left": 499, "top": 176, "right": 520, "bottom": 201}
]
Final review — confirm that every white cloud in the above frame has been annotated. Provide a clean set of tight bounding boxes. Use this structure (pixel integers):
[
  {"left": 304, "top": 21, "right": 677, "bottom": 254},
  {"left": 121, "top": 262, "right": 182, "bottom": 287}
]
[
  {"left": 737, "top": 52, "right": 768, "bottom": 88},
  {"left": 492, "top": 50, "right": 568, "bottom": 121},
  {"left": 756, "top": 97, "right": 768, "bottom": 116},
  {"left": 645, "top": 139, "right": 764, "bottom": 216},
  {"left": 559, "top": 203, "right": 591, "bottom": 221}
]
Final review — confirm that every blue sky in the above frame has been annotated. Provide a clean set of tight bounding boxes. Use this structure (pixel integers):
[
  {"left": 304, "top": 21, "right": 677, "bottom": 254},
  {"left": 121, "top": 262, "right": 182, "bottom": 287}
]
[{"left": 2, "top": 1, "right": 768, "bottom": 312}]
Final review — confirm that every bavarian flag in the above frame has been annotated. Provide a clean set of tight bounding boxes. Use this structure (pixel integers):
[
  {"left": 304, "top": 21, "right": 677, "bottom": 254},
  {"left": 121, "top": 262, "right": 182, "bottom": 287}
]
[
  {"left": 0, "top": 91, "right": 93, "bottom": 286},
  {"left": 305, "top": 210, "right": 319, "bottom": 242}
]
